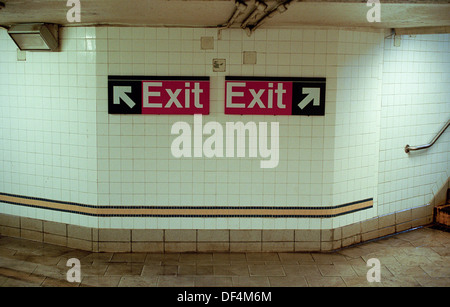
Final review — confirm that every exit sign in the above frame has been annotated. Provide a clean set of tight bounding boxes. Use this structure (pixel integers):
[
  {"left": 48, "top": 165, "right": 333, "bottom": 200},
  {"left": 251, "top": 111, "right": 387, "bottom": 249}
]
[
  {"left": 225, "top": 76, "right": 326, "bottom": 116},
  {"left": 108, "top": 76, "right": 210, "bottom": 115}
]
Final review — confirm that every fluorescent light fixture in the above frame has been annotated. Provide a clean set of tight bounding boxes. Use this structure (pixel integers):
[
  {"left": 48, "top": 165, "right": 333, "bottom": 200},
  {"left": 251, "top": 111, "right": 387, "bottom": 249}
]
[{"left": 8, "top": 23, "right": 59, "bottom": 51}]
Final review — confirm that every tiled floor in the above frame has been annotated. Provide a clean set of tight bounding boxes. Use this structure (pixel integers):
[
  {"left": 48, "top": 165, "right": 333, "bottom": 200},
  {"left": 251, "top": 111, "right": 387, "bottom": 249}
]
[{"left": 0, "top": 226, "right": 449, "bottom": 287}]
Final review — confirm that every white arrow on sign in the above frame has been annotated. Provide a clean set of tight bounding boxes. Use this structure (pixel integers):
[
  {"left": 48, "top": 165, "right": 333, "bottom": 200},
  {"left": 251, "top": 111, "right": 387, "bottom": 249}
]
[
  {"left": 298, "top": 87, "right": 321, "bottom": 110},
  {"left": 114, "top": 86, "right": 136, "bottom": 109}
]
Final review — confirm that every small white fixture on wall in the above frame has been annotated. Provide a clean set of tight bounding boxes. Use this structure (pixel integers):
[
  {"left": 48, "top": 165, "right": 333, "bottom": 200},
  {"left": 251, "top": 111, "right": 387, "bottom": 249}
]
[
  {"left": 213, "top": 59, "right": 226, "bottom": 72},
  {"left": 17, "top": 49, "right": 26, "bottom": 61},
  {"left": 394, "top": 35, "right": 401, "bottom": 47},
  {"left": 201, "top": 36, "right": 215, "bottom": 50},
  {"left": 243, "top": 51, "right": 257, "bottom": 65}
]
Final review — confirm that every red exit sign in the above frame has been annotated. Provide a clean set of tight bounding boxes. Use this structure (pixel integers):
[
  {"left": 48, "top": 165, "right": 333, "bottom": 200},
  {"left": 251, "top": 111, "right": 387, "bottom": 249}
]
[
  {"left": 108, "top": 76, "right": 210, "bottom": 115},
  {"left": 225, "top": 76, "right": 326, "bottom": 116}
]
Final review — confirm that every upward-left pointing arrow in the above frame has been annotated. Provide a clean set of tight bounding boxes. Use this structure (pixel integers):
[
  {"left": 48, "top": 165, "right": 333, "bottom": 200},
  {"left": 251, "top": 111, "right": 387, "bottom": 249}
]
[{"left": 114, "top": 86, "right": 136, "bottom": 109}]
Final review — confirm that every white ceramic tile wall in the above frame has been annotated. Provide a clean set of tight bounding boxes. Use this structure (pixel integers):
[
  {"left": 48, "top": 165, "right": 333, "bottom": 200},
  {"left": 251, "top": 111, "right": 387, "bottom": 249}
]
[
  {"left": 0, "top": 27, "right": 98, "bottom": 227},
  {"left": 95, "top": 27, "right": 384, "bottom": 229},
  {"left": 378, "top": 34, "right": 450, "bottom": 215},
  {"left": 98, "top": 27, "right": 334, "bottom": 209},
  {"left": 1, "top": 26, "right": 448, "bottom": 230}
]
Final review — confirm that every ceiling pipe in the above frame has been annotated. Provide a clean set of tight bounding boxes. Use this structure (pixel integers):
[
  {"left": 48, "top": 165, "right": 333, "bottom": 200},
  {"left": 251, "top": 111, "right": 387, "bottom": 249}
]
[
  {"left": 245, "top": 0, "right": 293, "bottom": 36},
  {"left": 395, "top": 26, "right": 450, "bottom": 35},
  {"left": 240, "top": 0, "right": 268, "bottom": 29},
  {"left": 222, "top": 0, "right": 248, "bottom": 29}
]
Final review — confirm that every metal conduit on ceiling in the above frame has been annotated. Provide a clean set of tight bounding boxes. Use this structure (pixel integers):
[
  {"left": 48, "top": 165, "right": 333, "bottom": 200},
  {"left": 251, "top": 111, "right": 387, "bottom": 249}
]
[{"left": 220, "top": 0, "right": 294, "bottom": 36}]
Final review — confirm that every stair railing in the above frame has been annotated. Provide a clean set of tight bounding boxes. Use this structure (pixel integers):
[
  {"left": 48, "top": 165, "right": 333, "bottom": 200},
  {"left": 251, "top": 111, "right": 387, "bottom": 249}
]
[{"left": 405, "top": 119, "right": 450, "bottom": 154}]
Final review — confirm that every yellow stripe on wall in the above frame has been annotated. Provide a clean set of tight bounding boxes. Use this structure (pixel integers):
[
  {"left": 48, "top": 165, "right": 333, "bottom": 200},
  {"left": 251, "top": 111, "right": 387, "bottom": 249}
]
[{"left": 0, "top": 193, "right": 373, "bottom": 218}]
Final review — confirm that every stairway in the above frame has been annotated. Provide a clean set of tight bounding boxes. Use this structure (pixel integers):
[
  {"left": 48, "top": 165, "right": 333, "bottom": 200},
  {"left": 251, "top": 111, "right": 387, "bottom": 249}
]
[{"left": 433, "top": 188, "right": 450, "bottom": 230}]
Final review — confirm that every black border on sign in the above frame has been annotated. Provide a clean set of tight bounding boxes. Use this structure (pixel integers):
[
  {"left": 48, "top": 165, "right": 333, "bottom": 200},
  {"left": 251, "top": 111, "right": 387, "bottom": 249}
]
[
  {"left": 225, "top": 76, "right": 326, "bottom": 82},
  {"left": 109, "top": 76, "right": 210, "bottom": 81}
]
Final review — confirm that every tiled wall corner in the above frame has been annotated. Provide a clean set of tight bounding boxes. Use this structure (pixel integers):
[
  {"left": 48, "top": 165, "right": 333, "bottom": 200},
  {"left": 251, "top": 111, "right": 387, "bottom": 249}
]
[
  {"left": 320, "top": 228, "right": 342, "bottom": 251},
  {"left": 67, "top": 224, "right": 94, "bottom": 251},
  {"left": 43, "top": 220, "right": 67, "bottom": 246}
]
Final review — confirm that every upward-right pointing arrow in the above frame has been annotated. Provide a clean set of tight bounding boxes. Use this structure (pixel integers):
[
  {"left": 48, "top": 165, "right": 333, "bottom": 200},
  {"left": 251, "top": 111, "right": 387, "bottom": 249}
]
[{"left": 298, "top": 87, "right": 321, "bottom": 110}]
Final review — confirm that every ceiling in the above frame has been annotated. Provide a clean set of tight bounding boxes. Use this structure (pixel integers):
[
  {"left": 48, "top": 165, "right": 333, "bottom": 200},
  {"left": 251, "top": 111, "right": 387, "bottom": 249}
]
[{"left": 0, "top": 0, "right": 449, "bottom": 32}]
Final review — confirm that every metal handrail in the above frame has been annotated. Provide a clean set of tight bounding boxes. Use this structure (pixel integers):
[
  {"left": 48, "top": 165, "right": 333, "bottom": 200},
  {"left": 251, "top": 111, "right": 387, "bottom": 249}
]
[{"left": 405, "top": 119, "right": 450, "bottom": 154}]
